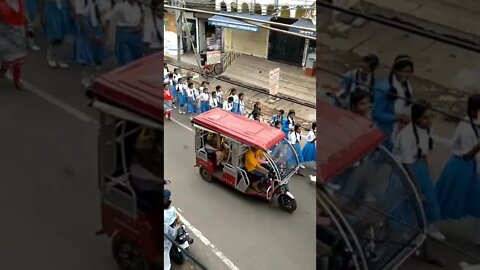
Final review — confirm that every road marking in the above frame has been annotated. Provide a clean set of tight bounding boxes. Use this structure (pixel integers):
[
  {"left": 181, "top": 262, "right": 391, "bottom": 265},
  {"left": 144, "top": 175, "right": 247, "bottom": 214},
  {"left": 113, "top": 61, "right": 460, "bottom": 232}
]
[
  {"left": 21, "top": 79, "right": 96, "bottom": 123},
  {"left": 177, "top": 210, "right": 240, "bottom": 270},
  {"left": 171, "top": 117, "right": 194, "bottom": 131}
]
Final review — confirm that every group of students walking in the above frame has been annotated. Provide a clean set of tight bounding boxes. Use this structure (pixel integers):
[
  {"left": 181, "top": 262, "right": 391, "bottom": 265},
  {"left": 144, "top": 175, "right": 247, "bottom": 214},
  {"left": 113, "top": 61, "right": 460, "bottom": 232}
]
[
  {"left": 164, "top": 64, "right": 316, "bottom": 166},
  {"left": 334, "top": 53, "right": 480, "bottom": 245},
  {"left": 164, "top": 65, "right": 246, "bottom": 118},
  {"left": 1, "top": 0, "right": 162, "bottom": 89}
]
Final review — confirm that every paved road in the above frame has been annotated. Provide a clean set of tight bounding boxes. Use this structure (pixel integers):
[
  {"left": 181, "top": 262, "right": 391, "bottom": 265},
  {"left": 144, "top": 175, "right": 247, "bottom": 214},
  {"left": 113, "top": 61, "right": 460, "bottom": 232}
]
[
  {"left": 0, "top": 80, "right": 115, "bottom": 270},
  {"left": 165, "top": 109, "right": 316, "bottom": 270}
]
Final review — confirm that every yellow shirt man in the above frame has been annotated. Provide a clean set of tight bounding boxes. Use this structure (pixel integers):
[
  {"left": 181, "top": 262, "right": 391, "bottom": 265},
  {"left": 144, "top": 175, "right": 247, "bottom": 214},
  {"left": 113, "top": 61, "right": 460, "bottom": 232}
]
[{"left": 245, "top": 149, "right": 262, "bottom": 172}]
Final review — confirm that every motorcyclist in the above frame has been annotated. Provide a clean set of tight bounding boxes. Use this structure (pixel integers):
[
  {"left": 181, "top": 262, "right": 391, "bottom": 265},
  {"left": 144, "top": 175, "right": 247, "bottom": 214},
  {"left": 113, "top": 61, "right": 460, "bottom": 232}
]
[{"left": 164, "top": 189, "right": 180, "bottom": 270}]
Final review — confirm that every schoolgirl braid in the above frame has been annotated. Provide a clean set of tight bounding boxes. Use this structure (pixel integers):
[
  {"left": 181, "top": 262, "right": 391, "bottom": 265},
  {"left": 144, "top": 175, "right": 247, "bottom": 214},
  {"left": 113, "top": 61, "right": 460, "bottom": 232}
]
[{"left": 411, "top": 101, "right": 433, "bottom": 160}]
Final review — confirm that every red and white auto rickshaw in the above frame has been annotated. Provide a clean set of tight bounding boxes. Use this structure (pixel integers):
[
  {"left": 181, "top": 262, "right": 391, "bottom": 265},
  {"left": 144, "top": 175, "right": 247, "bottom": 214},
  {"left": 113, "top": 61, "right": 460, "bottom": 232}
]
[
  {"left": 316, "top": 101, "right": 427, "bottom": 270},
  {"left": 191, "top": 108, "right": 301, "bottom": 213},
  {"left": 87, "top": 54, "right": 173, "bottom": 270}
]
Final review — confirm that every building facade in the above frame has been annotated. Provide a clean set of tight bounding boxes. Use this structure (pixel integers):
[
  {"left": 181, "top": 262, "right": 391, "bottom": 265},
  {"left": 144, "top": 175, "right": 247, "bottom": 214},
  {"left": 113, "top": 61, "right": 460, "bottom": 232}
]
[{"left": 164, "top": 0, "right": 316, "bottom": 67}]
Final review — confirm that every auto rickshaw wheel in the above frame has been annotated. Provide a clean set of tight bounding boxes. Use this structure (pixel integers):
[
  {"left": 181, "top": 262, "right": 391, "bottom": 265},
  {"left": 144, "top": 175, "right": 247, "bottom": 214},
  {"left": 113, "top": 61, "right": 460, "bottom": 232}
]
[
  {"left": 112, "top": 234, "right": 150, "bottom": 270},
  {"left": 199, "top": 167, "right": 212, "bottom": 182},
  {"left": 278, "top": 194, "right": 297, "bottom": 213},
  {"left": 170, "top": 245, "right": 187, "bottom": 265}
]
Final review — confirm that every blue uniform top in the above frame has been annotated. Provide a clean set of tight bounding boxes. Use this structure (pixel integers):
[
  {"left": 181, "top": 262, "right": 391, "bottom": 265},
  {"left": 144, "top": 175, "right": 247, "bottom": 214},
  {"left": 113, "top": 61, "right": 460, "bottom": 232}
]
[{"left": 372, "top": 79, "right": 396, "bottom": 148}]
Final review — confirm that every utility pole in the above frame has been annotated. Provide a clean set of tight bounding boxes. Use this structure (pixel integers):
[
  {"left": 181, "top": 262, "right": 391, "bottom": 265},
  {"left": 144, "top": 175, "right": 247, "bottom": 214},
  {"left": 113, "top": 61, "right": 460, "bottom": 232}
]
[{"left": 175, "top": 0, "right": 182, "bottom": 72}]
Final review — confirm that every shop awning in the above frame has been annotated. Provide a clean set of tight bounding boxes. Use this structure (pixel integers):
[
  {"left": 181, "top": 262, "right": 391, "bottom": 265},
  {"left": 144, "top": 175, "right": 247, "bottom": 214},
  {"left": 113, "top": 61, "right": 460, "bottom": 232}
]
[
  {"left": 208, "top": 14, "right": 273, "bottom": 32},
  {"left": 290, "top": 19, "right": 316, "bottom": 37}
]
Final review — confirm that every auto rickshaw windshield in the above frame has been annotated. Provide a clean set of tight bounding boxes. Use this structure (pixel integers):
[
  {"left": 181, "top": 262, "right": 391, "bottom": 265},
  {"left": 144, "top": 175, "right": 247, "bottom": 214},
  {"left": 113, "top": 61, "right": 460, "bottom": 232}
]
[
  {"left": 325, "top": 147, "right": 426, "bottom": 269},
  {"left": 267, "top": 138, "right": 300, "bottom": 180}
]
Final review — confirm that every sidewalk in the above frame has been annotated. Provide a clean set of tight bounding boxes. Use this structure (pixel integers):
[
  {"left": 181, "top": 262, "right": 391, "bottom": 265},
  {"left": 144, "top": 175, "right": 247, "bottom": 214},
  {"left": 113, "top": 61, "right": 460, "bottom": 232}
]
[
  {"left": 165, "top": 52, "right": 316, "bottom": 105},
  {"left": 360, "top": 0, "right": 480, "bottom": 44},
  {"left": 317, "top": 21, "right": 478, "bottom": 121}
]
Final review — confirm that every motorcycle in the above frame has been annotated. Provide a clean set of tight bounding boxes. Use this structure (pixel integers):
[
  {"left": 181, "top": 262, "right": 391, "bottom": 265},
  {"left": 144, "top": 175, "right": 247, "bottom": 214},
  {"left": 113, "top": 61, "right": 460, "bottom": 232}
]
[{"left": 169, "top": 223, "right": 195, "bottom": 264}]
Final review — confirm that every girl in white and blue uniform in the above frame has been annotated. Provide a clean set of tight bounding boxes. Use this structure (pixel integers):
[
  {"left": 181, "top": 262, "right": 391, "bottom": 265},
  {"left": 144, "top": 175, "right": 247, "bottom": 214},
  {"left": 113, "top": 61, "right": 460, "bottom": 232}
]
[
  {"left": 373, "top": 55, "right": 415, "bottom": 151},
  {"left": 335, "top": 54, "right": 378, "bottom": 109},
  {"left": 282, "top": 109, "right": 295, "bottom": 137},
  {"left": 392, "top": 101, "right": 445, "bottom": 240},
  {"left": 270, "top": 109, "right": 285, "bottom": 127},
  {"left": 215, "top": 85, "right": 223, "bottom": 104},
  {"left": 237, "top": 92, "right": 245, "bottom": 116},
  {"left": 223, "top": 96, "right": 234, "bottom": 112},
  {"left": 199, "top": 88, "right": 210, "bottom": 113},
  {"left": 40, "top": 0, "right": 76, "bottom": 68},
  {"left": 288, "top": 124, "right": 305, "bottom": 171},
  {"left": 185, "top": 82, "right": 196, "bottom": 114},
  {"left": 302, "top": 122, "right": 316, "bottom": 162},
  {"left": 167, "top": 73, "right": 177, "bottom": 108},
  {"left": 109, "top": 0, "right": 144, "bottom": 66},
  {"left": 436, "top": 95, "right": 480, "bottom": 243},
  {"left": 229, "top": 88, "right": 239, "bottom": 114},
  {"left": 74, "top": 0, "right": 110, "bottom": 88},
  {"left": 176, "top": 77, "right": 187, "bottom": 114},
  {"left": 164, "top": 62, "right": 169, "bottom": 80},
  {"left": 209, "top": 91, "right": 219, "bottom": 109}
]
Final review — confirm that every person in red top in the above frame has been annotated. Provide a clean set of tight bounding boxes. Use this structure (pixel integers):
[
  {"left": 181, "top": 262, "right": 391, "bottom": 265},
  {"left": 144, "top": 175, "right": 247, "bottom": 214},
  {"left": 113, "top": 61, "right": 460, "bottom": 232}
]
[
  {"left": 0, "top": 0, "right": 28, "bottom": 90},
  {"left": 164, "top": 83, "right": 173, "bottom": 120}
]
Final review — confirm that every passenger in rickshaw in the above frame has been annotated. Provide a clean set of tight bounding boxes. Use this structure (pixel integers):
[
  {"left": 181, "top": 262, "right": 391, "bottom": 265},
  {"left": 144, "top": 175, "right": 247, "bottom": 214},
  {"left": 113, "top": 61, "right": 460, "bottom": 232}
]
[
  {"left": 206, "top": 133, "right": 230, "bottom": 167},
  {"left": 245, "top": 146, "right": 271, "bottom": 192},
  {"left": 124, "top": 127, "right": 164, "bottom": 210}
]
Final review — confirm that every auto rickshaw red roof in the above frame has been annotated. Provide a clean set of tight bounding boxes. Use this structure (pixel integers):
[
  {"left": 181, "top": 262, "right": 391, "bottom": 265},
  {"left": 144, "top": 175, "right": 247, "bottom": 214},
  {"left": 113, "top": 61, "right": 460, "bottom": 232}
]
[
  {"left": 90, "top": 53, "right": 162, "bottom": 122},
  {"left": 317, "top": 100, "right": 386, "bottom": 182},
  {"left": 192, "top": 107, "right": 286, "bottom": 150}
]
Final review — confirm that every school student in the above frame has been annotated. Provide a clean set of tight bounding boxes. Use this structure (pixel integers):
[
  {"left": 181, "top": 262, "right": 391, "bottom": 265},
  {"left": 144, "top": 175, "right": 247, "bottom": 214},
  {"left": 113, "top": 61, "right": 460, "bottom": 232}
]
[
  {"left": 372, "top": 55, "right": 414, "bottom": 151},
  {"left": 185, "top": 82, "right": 196, "bottom": 114},
  {"left": 436, "top": 95, "right": 480, "bottom": 243},
  {"left": 271, "top": 109, "right": 285, "bottom": 127},
  {"left": 288, "top": 124, "right": 306, "bottom": 170},
  {"left": 74, "top": 0, "right": 110, "bottom": 88},
  {"left": 215, "top": 85, "right": 223, "bottom": 103},
  {"left": 176, "top": 78, "right": 187, "bottom": 114},
  {"left": 223, "top": 96, "right": 234, "bottom": 111},
  {"left": 39, "top": 0, "right": 75, "bottom": 68},
  {"left": 237, "top": 93, "right": 245, "bottom": 116},
  {"left": 229, "top": 88, "right": 239, "bottom": 113},
  {"left": 302, "top": 122, "right": 316, "bottom": 162},
  {"left": 199, "top": 88, "right": 210, "bottom": 113},
  {"left": 209, "top": 91, "right": 219, "bottom": 109},
  {"left": 166, "top": 73, "right": 177, "bottom": 108},
  {"left": 164, "top": 62, "right": 169, "bottom": 80},
  {"left": 350, "top": 89, "right": 371, "bottom": 119},
  {"left": 282, "top": 109, "right": 296, "bottom": 137},
  {"left": 334, "top": 54, "right": 379, "bottom": 108},
  {"left": 392, "top": 101, "right": 445, "bottom": 240},
  {"left": 109, "top": 0, "right": 144, "bottom": 66}
]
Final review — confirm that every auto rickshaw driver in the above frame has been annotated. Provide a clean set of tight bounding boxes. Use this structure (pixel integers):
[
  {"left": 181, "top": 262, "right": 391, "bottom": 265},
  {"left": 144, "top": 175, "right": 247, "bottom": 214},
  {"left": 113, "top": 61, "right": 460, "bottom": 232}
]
[{"left": 245, "top": 146, "right": 271, "bottom": 192}]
